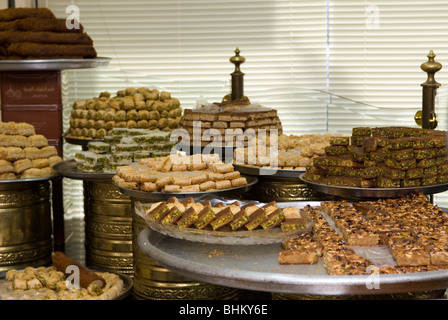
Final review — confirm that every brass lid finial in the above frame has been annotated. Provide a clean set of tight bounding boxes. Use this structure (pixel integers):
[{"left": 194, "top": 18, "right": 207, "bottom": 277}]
[
  {"left": 222, "top": 47, "right": 249, "bottom": 102},
  {"left": 421, "top": 50, "right": 442, "bottom": 87},
  {"left": 416, "top": 50, "right": 442, "bottom": 129},
  {"left": 230, "top": 47, "right": 245, "bottom": 72}
]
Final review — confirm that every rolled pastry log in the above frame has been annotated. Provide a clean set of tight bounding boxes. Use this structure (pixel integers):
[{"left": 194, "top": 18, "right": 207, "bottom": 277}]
[{"left": 52, "top": 251, "right": 106, "bottom": 290}]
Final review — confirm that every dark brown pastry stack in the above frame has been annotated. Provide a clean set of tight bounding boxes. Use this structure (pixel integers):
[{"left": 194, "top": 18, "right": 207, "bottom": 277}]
[
  {"left": 177, "top": 99, "right": 283, "bottom": 146},
  {"left": 0, "top": 7, "right": 96, "bottom": 59},
  {"left": 303, "top": 126, "right": 448, "bottom": 188}
]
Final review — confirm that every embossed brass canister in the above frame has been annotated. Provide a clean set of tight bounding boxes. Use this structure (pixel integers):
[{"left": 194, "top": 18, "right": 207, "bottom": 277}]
[
  {"left": 0, "top": 179, "right": 53, "bottom": 273},
  {"left": 83, "top": 180, "right": 134, "bottom": 275},
  {"left": 132, "top": 209, "right": 239, "bottom": 300},
  {"left": 245, "top": 176, "right": 332, "bottom": 203}
]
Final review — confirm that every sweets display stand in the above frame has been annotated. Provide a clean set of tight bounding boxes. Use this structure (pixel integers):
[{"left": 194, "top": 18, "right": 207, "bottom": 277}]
[
  {"left": 0, "top": 177, "right": 55, "bottom": 273},
  {"left": 64, "top": 135, "right": 101, "bottom": 150},
  {"left": 53, "top": 154, "right": 134, "bottom": 275},
  {"left": 138, "top": 227, "right": 448, "bottom": 297},
  {"left": 63, "top": 138, "right": 243, "bottom": 299},
  {"left": 53, "top": 159, "right": 114, "bottom": 182},
  {"left": 119, "top": 181, "right": 259, "bottom": 300},
  {"left": 0, "top": 57, "right": 111, "bottom": 254}
]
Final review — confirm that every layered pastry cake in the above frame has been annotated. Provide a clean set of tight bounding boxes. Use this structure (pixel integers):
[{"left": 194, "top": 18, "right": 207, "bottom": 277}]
[
  {"left": 177, "top": 99, "right": 282, "bottom": 146},
  {"left": 74, "top": 128, "right": 175, "bottom": 173}
]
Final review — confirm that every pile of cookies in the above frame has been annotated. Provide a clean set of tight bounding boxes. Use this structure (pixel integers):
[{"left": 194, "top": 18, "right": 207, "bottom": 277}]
[
  {"left": 233, "top": 133, "right": 340, "bottom": 170},
  {"left": 66, "top": 87, "right": 182, "bottom": 140},
  {"left": 177, "top": 99, "right": 282, "bottom": 146},
  {"left": 303, "top": 126, "right": 448, "bottom": 188},
  {"left": 112, "top": 153, "right": 248, "bottom": 193},
  {"left": 0, "top": 121, "right": 62, "bottom": 180}
]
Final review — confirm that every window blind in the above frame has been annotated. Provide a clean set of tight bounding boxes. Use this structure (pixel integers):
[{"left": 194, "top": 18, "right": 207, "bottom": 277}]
[
  {"left": 40, "top": 0, "right": 448, "bottom": 209},
  {"left": 328, "top": 0, "right": 448, "bottom": 132}
]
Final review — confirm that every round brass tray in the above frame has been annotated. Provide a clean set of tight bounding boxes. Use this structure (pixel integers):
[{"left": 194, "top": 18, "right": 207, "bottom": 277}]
[
  {"left": 0, "top": 176, "right": 54, "bottom": 185},
  {"left": 0, "top": 57, "right": 111, "bottom": 71},
  {"left": 233, "top": 163, "right": 304, "bottom": 178},
  {"left": 53, "top": 159, "right": 114, "bottom": 181},
  {"left": 138, "top": 227, "right": 448, "bottom": 296},
  {"left": 300, "top": 173, "right": 448, "bottom": 199},
  {"left": 115, "top": 175, "right": 258, "bottom": 201},
  {"left": 0, "top": 269, "right": 133, "bottom": 300}
]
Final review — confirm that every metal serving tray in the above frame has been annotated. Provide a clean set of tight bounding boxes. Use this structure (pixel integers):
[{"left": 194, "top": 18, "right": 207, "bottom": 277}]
[
  {"left": 300, "top": 173, "right": 448, "bottom": 199},
  {"left": 53, "top": 159, "right": 114, "bottom": 181},
  {"left": 138, "top": 200, "right": 448, "bottom": 296},
  {"left": 0, "top": 57, "right": 111, "bottom": 71},
  {"left": 233, "top": 163, "right": 304, "bottom": 178},
  {"left": 115, "top": 175, "right": 258, "bottom": 201},
  {"left": 138, "top": 227, "right": 448, "bottom": 296}
]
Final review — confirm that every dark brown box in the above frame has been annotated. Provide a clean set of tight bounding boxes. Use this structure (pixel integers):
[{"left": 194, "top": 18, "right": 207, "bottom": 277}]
[{"left": 0, "top": 71, "right": 61, "bottom": 105}]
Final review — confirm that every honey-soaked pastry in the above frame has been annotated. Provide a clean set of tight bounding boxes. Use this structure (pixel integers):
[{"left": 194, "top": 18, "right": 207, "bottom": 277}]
[
  {"left": 39, "top": 146, "right": 58, "bottom": 158},
  {"left": 23, "top": 146, "right": 41, "bottom": 160},
  {"left": 163, "top": 184, "right": 181, "bottom": 193},
  {"left": 5, "top": 146, "right": 25, "bottom": 161},
  {"left": 31, "top": 158, "right": 50, "bottom": 169},
  {"left": 0, "top": 172, "right": 16, "bottom": 180},
  {"left": 231, "top": 177, "right": 247, "bottom": 187},
  {"left": 0, "top": 159, "right": 14, "bottom": 173},
  {"left": 112, "top": 175, "right": 138, "bottom": 190},
  {"left": 20, "top": 167, "right": 45, "bottom": 179},
  {"left": 28, "top": 134, "right": 48, "bottom": 147},
  {"left": 180, "top": 184, "right": 200, "bottom": 192},
  {"left": 0, "top": 146, "right": 7, "bottom": 159},
  {"left": 215, "top": 179, "right": 231, "bottom": 190},
  {"left": 13, "top": 158, "right": 32, "bottom": 173}
]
